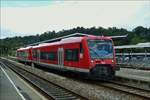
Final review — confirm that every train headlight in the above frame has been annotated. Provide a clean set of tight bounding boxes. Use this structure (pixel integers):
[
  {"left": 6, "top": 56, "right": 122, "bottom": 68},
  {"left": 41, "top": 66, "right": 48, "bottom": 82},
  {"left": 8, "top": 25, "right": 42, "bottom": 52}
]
[
  {"left": 112, "top": 60, "right": 114, "bottom": 63},
  {"left": 91, "top": 60, "right": 94, "bottom": 63},
  {"left": 91, "top": 60, "right": 95, "bottom": 67}
]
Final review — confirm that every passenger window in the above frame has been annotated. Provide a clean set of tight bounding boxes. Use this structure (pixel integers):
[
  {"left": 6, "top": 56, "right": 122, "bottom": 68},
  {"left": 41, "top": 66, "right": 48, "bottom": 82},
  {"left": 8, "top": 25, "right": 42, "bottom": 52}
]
[
  {"left": 65, "top": 49, "right": 79, "bottom": 61},
  {"left": 48, "top": 52, "right": 57, "bottom": 60},
  {"left": 17, "top": 52, "right": 20, "bottom": 57},
  {"left": 40, "top": 52, "right": 57, "bottom": 61},
  {"left": 40, "top": 52, "right": 46, "bottom": 59}
]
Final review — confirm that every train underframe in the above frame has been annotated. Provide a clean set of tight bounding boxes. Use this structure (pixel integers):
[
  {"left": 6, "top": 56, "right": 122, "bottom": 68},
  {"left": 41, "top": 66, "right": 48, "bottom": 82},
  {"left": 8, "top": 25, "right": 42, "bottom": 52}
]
[
  {"left": 18, "top": 60, "right": 115, "bottom": 80},
  {"left": 89, "top": 64, "right": 115, "bottom": 80}
]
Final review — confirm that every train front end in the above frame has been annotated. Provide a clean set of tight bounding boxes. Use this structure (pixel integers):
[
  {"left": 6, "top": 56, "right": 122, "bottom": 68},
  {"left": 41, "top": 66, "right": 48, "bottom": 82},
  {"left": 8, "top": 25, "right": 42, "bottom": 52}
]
[{"left": 87, "top": 37, "right": 117, "bottom": 80}]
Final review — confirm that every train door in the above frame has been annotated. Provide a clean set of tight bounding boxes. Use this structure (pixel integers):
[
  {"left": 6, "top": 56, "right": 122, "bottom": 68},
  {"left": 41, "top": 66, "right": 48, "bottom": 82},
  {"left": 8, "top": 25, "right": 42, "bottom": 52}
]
[
  {"left": 58, "top": 48, "right": 64, "bottom": 67},
  {"left": 37, "top": 49, "right": 40, "bottom": 63}
]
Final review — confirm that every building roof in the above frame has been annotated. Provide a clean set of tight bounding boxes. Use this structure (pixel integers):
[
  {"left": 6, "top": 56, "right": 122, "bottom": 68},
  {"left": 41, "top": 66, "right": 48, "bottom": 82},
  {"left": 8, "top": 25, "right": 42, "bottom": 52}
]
[
  {"left": 115, "top": 42, "right": 150, "bottom": 49},
  {"left": 111, "top": 34, "right": 128, "bottom": 39},
  {"left": 17, "top": 46, "right": 32, "bottom": 51}
]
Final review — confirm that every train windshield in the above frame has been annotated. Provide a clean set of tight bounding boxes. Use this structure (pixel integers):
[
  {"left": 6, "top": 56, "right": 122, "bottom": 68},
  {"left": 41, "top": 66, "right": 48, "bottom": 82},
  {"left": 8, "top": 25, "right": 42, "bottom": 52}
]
[{"left": 88, "top": 39, "right": 113, "bottom": 59}]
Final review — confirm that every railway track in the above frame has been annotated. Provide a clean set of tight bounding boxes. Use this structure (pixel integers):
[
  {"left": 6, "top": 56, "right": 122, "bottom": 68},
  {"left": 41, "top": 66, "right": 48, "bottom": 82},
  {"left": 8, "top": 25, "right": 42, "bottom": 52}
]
[
  {"left": 1, "top": 58, "right": 150, "bottom": 100},
  {"left": 117, "top": 63, "right": 150, "bottom": 70},
  {"left": 96, "top": 81, "right": 150, "bottom": 99},
  {"left": 114, "top": 76, "right": 150, "bottom": 91},
  {"left": 0, "top": 60, "right": 87, "bottom": 100}
]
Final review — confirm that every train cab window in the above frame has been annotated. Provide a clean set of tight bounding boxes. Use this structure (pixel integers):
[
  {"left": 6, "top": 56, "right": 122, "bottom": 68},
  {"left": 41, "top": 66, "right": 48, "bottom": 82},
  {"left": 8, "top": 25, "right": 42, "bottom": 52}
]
[
  {"left": 65, "top": 49, "right": 79, "bottom": 61},
  {"left": 88, "top": 39, "right": 113, "bottom": 59}
]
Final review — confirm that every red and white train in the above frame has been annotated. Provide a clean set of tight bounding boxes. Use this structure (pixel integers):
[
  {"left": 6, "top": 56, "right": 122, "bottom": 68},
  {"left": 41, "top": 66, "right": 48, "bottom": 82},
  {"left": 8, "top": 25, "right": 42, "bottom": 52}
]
[{"left": 17, "top": 35, "right": 117, "bottom": 80}]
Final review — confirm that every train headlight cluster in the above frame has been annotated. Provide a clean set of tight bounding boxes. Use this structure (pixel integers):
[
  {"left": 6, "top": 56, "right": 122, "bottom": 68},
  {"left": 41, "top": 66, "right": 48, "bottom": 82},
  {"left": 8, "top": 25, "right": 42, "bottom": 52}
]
[
  {"left": 91, "top": 60, "right": 94, "bottom": 63},
  {"left": 91, "top": 60, "right": 95, "bottom": 67}
]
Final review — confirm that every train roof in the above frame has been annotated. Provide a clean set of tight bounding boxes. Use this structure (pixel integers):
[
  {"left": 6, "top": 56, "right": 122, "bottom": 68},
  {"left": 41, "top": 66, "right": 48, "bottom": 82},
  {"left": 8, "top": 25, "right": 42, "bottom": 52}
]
[
  {"left": 32, "top": 42, "right": 60, "bottom": 48},
  {"left": 31, "top": 36, "right": 112, "bottom": 48},
  {"left": 27, "top": 33, "right": 126, "bottom": 46},
  {"left": 28, "top": 33, "right": 90, "bottom": 46},
  {"left": 32, "top": 37, "right": 84, "bottom": 48},
  {"left": 17, "top": 46, "right": 32, "bottom": 51}
]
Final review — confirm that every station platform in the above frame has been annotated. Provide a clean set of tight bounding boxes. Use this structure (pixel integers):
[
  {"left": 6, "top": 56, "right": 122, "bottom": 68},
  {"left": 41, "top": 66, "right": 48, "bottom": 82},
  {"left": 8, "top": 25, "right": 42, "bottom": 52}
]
[
  {"left": 0, "top": 65, "right": 24, "bottom": 100},
  {"left": 116, "top": 68, "right": 150, "bottom": 82},
  {"left": 0, "top": 63, "right": 47, "bottom": 100}
]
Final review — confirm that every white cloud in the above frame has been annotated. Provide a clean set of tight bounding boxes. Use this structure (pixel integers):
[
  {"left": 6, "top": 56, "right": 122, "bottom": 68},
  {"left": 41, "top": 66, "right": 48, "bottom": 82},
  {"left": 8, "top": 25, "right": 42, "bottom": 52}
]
[{"left": 1, "top": 1, "right": 150, "bottom": 38}]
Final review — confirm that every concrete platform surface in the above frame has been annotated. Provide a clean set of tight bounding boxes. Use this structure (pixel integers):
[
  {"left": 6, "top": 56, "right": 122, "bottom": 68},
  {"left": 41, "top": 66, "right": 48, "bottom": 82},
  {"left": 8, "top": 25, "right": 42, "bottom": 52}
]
[
  {"left": 0, "top": 65, "right": 24, "bottom": 100},
  {"left": 116, "top": 68, "right": 150, "bottom": 82},
  {"left": 0, "top": 63, "right": 47, "bottom": 100}
]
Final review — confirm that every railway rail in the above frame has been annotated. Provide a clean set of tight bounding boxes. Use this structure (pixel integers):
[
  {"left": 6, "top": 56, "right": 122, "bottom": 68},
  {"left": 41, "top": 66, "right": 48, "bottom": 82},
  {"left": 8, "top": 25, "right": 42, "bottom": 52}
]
[
  {"left": 96, "top": 81, "right": 150, "bottom": 99},
  {"left": 114, "top": 76, "right": 150, "bottom": 91},
  {"left": 1, "top": 58, "right": 150, "bottom": 100},
  {"left": 117, "top": 63, "right": 150, "bottom": 70},
  {"left": 0, "top": 60, "right": 87, "bottom": 100},
  {"left": 73, "top": 76, "right": 150, "bottom": 99}
]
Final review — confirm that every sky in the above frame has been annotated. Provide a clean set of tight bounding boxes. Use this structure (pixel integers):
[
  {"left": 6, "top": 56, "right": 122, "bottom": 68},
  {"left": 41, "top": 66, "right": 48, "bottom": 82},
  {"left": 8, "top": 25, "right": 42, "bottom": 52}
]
[{"left": 1, "top": 0, "right": 150, "bottom": 39}]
